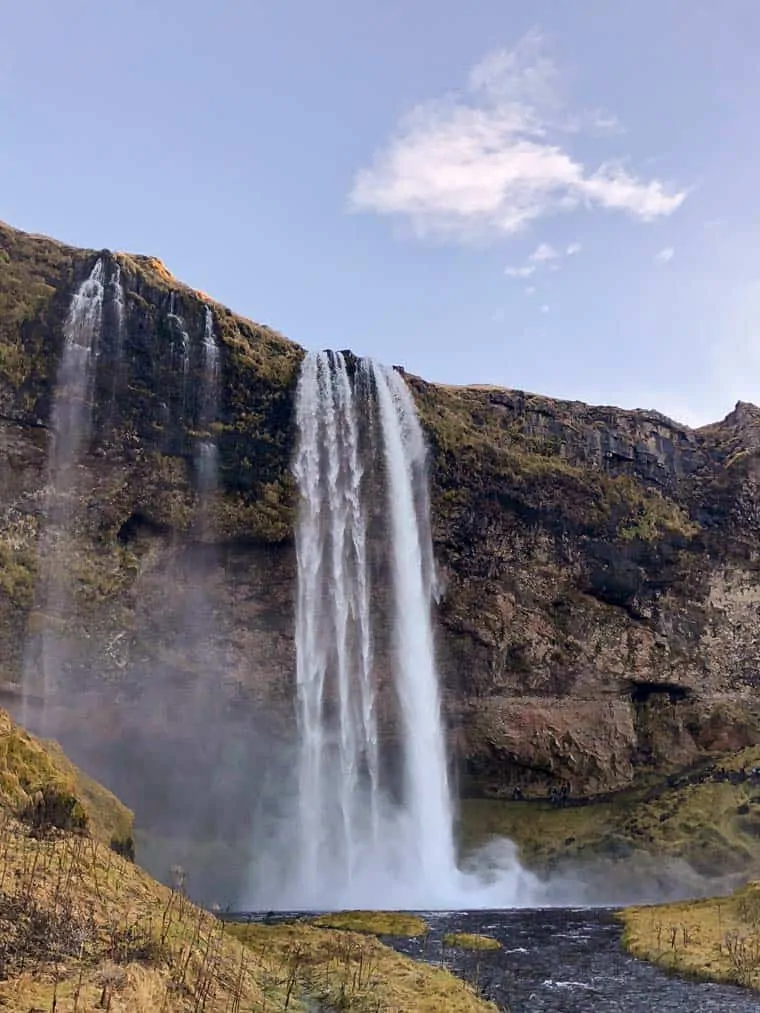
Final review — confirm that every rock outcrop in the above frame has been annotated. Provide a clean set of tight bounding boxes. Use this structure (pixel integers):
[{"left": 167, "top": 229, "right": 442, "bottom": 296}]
[{"left": 2, "top": 219, "right": 760, "bottom": 865}]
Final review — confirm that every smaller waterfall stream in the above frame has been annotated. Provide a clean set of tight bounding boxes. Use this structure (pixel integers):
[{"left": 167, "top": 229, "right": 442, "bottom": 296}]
[
  {"left": 23, "top": 259, "right": 109, "bottom": 728},
  {"left": 370, "top": 361, "right": 456, "bottom": 888},
  {"left": 198, "top": 305, "right": 220, "bottom": 498}
]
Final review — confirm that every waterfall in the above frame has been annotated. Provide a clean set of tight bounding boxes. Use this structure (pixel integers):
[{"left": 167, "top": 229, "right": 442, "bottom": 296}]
[
  {"left": 168, "top": 295, "right": 191, "bottom": 380},
  {"left": 111, "top": 262, "right": 125, "bottom": 349},
  {"left": 261, "top": 348, "right": 541, "bottom": 910},
  {"left": 22, "top": 259, "right": 108, "bottom": 729},
  {"left": 370, "top": 361, "right": 456, "bottom": 884},
  {"left": 281, "top": 351, "right": 451, "bottom": 908},
  {"left": 293, "top": 351, "right": 378, "bottom": 899},
  {"left": 197, "top": 305, "right": 220, "bottom": 497}
]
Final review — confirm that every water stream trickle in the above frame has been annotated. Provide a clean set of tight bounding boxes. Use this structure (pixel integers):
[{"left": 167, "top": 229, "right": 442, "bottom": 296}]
[
  {"left": 197, "top": 305, "right": 220, "bottom": 498},
  {"left": 22, "top": 259, "right": 107, "bottom": 730}
]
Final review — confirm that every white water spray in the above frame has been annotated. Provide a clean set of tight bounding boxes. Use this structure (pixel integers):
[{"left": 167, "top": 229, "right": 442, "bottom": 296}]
[{"left": 274, "top": 351, "right": 539, "bottom": 910}]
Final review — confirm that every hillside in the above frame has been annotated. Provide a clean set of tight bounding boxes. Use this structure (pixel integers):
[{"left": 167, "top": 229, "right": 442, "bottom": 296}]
[
  {"left": 3, "top": 219, "right": 760, "bottom": 895},
  {"left": 0, "top": 705, "right": 495, "bottom": 1012}
]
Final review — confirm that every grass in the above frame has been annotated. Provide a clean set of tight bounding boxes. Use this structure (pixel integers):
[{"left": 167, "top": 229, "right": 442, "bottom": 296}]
[
  {"left": 443, "top": 933, "right": 501, "bottom": 951},
  {"left": 619, "top": 880, "right": 760, "bottom": 988},
  {"left": 229, "top": 922, "right": 496, "bottom": 1012},
  {"left": 311, "top": 910, "right": 428, "bottom": 936},
  {"left": 0, "top": 707, "right": 132, "bottom": 845},
  {"left": 0, "top": 705, "right": 496, "bottom": 1012}
]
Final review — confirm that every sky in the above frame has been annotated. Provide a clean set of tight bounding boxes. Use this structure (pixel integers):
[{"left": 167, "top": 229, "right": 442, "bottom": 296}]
[{"left": 2, "top": 0, "right": 759, "bottom": 426}]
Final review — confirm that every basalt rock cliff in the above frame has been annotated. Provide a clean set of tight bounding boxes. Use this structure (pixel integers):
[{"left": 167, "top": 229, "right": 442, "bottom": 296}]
[{"left": 1, "top": 220, "right": 760, "bottom": 860}]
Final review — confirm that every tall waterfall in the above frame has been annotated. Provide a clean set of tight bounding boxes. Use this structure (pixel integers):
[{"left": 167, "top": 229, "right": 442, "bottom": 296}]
[
  {"left": 286, "top": 351, "right": 456, "bottom": 907},
  {"left": 293, "top": 352, "right": 379, "bottom": 898},
  {"left": 22, "top": 260, "right": 109, "bottom": 728}
]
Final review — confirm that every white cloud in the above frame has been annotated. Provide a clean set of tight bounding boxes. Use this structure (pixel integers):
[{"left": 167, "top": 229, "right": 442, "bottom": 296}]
[
  {"left": 541, "top": 304, "right": 550, "bottom": 313},
  {"left": 349, "top": 30, "right": 686, "bottom": 241},
  {"left": 529, "top": 242, "right": 558, "bottom": 262},
  {"left": 655, "top": 246, "right": 675, "bottom": 263},
  {"left": 525, "top": 285, "right": 536, "bottom": 296},
  {"left": 505, "top": 238, "right": 578, "bottom": 281}
]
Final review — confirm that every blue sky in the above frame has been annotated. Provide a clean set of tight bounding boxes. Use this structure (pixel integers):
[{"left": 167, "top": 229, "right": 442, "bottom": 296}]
[{"left": 2, "top": 1, "right": 759, "bottom": 425}]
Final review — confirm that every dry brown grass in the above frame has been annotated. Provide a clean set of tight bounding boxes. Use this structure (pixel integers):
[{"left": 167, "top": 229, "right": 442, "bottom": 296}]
[
  {"left": 229, "top": 922, "right": 497, "bottom": 1012},
  {"left": 620, "top": 881, "right": 760, "bottom": 988}
]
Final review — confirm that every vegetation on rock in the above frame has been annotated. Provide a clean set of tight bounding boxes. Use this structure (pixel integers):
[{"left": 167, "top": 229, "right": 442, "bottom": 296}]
[{"left": 462, "top": 744, "right": 760, "bottom": 881}]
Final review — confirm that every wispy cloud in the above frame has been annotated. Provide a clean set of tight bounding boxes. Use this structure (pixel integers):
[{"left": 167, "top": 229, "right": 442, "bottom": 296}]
[
  {"left": 505, "top": 238, "right": 578, "bottom": 279},
  {"left": 349, "top": 29, "right": 686, "bottom": 241},
  {"left": 655, "top": 246, "right": 675, "bottom": 263},
  {"left": 529, "top": 242, "right": 559, "bottom": 262},
  {"left": 504, "top": 264, "right": 536, "bottom": 278},
  {"left": 525, "top": 285, "right": 536, "bottom": 296},
  {"left": 541, "top": 304, "right": 550, "bottom": 313}
]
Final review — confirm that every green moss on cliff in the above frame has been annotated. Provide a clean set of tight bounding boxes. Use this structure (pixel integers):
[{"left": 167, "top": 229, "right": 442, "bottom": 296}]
[
  {"left": 0, "top": 222, "right": 81, "bottom": 395},
  {"left": 0, "top": 543, "right": 37, "bottom": 607},
  {"left": 462, "top": 745, "right": 760, "bottom": 879}
]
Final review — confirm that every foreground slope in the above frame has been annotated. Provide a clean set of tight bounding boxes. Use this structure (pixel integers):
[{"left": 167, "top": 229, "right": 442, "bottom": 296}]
[
  {"left": 3, "top": 219, "right": 760, "bottom": 891},
  {"left": 0, "top": 705, "right": 495, "bottom": 1012}
]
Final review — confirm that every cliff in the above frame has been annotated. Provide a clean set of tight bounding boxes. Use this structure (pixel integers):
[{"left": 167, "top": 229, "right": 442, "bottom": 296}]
[{"left": 2, "top": 219, "right": 760, "bottom": 887}]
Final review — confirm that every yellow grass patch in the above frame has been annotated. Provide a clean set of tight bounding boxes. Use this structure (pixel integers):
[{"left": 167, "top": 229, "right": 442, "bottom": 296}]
[
  {"left": 312, "top": 909, "right": 428, "bottom": 936},
  {"left": 619, "top": 881, "right": 760, "bottom": 988},
  {"left": 443, "top": 932, "right": 501, "bottom": 951}
]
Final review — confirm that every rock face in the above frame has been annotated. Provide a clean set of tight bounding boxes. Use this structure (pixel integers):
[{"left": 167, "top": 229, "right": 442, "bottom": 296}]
[{"left": 2, "top": 220, "right": 760, "bottom": 855}]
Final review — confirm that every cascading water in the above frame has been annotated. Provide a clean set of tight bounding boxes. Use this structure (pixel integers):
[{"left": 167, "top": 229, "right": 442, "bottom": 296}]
[
  {"left": 293, "top": 351, "right": 378, "bottom": 900},
  {"left": 111, "top": 262, "right": 125, "bottom": 349},
  {"left": 168, "top": 296, "right": 191, "bottom": 382},
  {"left": 276, "top": 350, "right": 539, "bottom": 910},
  {"left": 197, "top": 305, "right": 220, "bottom": 498},
  {"left": 369, "top": 360, "right": 456, "bottom": 887},
  {"left": 22, "top": 259, "right": 107, "bottom": 729}
]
